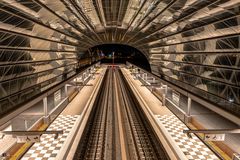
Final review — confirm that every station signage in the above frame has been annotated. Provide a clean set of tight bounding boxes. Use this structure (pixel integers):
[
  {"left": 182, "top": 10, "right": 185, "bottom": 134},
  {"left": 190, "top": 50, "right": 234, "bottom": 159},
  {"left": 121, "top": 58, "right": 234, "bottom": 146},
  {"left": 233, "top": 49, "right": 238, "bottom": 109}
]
[
  {"left": 16, "top": 135, "right": 41, "bottom": 143},
  {"left": 172, "top": 91, "right": 180, "bottom": 105},
  {"left": 204, "top": 134, "right": 225, "bottom": 141},
  {"left": 54, "top": 90, "right": 61, "bottom": 105}
]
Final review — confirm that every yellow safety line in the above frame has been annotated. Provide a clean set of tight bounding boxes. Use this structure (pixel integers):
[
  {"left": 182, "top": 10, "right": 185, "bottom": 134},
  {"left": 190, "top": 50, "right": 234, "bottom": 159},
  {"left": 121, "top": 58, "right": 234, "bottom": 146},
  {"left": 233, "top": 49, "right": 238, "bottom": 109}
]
[
  {"left": 69, "top": 91, "right": 79, "bottom": 102},
  {"left": 188, "top": 123, "right": 231, "bottom": 160},
  {"left": 10, "top": 143, "right": 32, "bottom": 160},
  {"left": 10, "top": 124, "right": 48, "bottom": 160}
]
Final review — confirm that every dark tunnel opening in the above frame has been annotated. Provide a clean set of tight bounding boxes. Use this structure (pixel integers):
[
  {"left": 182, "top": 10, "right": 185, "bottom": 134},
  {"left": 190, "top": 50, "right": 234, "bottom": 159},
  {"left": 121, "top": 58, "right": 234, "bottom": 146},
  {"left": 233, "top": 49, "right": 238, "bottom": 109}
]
[{"left": 90, "top": 44, "right": 151, "bottom": 71}]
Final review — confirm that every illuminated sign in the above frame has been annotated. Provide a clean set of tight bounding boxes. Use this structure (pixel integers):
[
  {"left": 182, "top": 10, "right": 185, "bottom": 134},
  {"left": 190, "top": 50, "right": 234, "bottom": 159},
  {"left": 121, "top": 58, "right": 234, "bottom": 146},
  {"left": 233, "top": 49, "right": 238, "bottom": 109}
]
[
  {"left": 54, "top": 90, "right": 61, "bottom": 105},
  {"left": 16, "top": 135, "right": 40, "bottom": 143},
  {"left": 172, "top": 91, "right": 180, "bottom": 105},
  {"left": 204, "top": 134, "right": 225, "bottom": 141}
]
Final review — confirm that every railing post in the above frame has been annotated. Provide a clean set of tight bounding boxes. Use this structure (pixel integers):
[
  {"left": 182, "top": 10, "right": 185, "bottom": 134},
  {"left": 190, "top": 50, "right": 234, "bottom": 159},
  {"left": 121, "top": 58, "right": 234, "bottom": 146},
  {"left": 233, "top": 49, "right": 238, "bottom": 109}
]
[
  {"left": 43, "top": 97, "right": 49, "bottom": 124},
  {"left": 162, "top": 94, "right": 166, "bottom": 106},
  {"left": 185, "top": 97, "right": 192, "bottom": 123},
  {"left": 64, "top": 85, "right": 68, "bottom": 97}
]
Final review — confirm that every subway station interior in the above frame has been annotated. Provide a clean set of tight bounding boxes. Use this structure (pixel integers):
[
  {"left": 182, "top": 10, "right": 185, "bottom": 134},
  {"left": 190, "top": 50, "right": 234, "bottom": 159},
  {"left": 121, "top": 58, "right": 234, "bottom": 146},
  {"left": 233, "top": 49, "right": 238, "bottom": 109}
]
[{"left": 0, "top": 0, "right": 240, "bottom": 159}]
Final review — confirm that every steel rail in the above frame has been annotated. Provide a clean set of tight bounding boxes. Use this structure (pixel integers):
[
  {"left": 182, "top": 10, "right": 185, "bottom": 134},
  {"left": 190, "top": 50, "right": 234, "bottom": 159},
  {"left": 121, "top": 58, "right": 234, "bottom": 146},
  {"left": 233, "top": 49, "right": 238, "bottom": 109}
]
[{"left": 116, "top": 68, "right": 169, "bottom": 159}]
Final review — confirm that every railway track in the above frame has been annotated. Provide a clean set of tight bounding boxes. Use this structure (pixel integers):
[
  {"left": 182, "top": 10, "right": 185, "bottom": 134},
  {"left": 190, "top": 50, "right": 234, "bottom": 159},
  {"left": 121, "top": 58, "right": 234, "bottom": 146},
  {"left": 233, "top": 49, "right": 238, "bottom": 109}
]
[
  {"left": 116, "top": 67, "right": 169, "bottom": 160},
  {"left": 74, "top": 66, "right": 169, "bottom": 160}
]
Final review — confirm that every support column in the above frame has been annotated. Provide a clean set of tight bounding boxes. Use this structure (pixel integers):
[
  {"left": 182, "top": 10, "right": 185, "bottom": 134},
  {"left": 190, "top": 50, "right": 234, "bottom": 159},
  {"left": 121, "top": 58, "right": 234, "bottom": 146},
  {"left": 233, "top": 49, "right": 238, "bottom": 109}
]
[
  {"left": 64, "top": 85, "right": 68, "bottom": 97},
  {"left": 162, "top": 85, "right": 168, "bottom": 95},
  {"left": 144, "top": 73, "right": 147, "bottom": 80},
  {"left": 24, "top": 120, "right": 28, "bottom": 130},
  {"left": 43, "top": 97, "right": 49, "bottom": 124},
  {"left": 161, "top": 85, "right": 167, "bottom": 106},
  {"left": 162, "top": 94, "right": 166, "bottom": 106},
  {"left": 83, "top": 73, "right": 85, "bottom": 83},
  {"left": 185, "top": 97, "right": 192, "bottom": 123},
  {"left": 187, "top": 97, "right": 192, "bottom": 116}
]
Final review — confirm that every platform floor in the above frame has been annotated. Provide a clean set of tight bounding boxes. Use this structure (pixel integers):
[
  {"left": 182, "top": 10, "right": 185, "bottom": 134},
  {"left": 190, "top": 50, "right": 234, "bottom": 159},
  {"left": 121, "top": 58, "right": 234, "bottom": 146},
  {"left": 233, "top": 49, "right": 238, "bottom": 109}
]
[
  {"left": 157, "top": 115, "right": 218, "bottom": 160},
  {"left": 174, "top": 91, "right": 240, "bottom": 155},
  {"left": 20, "top": 67, "right": 106, "bottom": 159},
  {"left": 121, "top": 68, "right": 219, "bottom": 160},
  {"left": 21, "top": 115, "right": 79, "bottom": 160},
  {"left": 2, "top": 66, "right": 233, "bottom": 159}
]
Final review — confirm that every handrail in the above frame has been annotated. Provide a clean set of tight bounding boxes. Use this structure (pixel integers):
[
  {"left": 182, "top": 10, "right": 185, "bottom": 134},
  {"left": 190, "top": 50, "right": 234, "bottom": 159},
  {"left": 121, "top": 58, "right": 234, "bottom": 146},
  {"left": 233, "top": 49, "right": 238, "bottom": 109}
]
[{"left": 126, "top": 61, "right": 240, "bottom": 124}]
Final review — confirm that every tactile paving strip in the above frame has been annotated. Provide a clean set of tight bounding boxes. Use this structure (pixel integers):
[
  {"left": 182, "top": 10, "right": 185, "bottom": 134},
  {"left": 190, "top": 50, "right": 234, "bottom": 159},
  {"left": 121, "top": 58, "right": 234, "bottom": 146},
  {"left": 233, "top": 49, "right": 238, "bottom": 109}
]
[
  {"left": 21, "top": 115, "right": 79, "bottom": 160},
  {"left": 157, "top": 115, "right": 219, "bottom": 160}
]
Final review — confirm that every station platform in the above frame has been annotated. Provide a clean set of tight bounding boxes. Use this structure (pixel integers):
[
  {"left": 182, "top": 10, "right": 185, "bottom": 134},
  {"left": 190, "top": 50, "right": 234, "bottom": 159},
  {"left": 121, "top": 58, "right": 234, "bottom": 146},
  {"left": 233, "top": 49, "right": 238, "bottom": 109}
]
[
  {"left": 19, "top": 67, "right": 106, "bottom": 160},
  {"left": 121, "top": 67, "right": 220, "bottom": 160},
  {"left": 1, "top": 65, "right": 237, "bottom": 160}
]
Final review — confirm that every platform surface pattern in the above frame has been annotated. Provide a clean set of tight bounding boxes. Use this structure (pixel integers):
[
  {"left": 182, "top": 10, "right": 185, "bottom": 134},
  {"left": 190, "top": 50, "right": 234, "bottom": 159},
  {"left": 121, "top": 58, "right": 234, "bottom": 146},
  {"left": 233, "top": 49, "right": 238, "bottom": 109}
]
[
  {"left": 157, "top": 115, "right": 219, "bottom": 160},
  {"left": 21, "top": 115, "right": 79, "bottom": 160}
]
